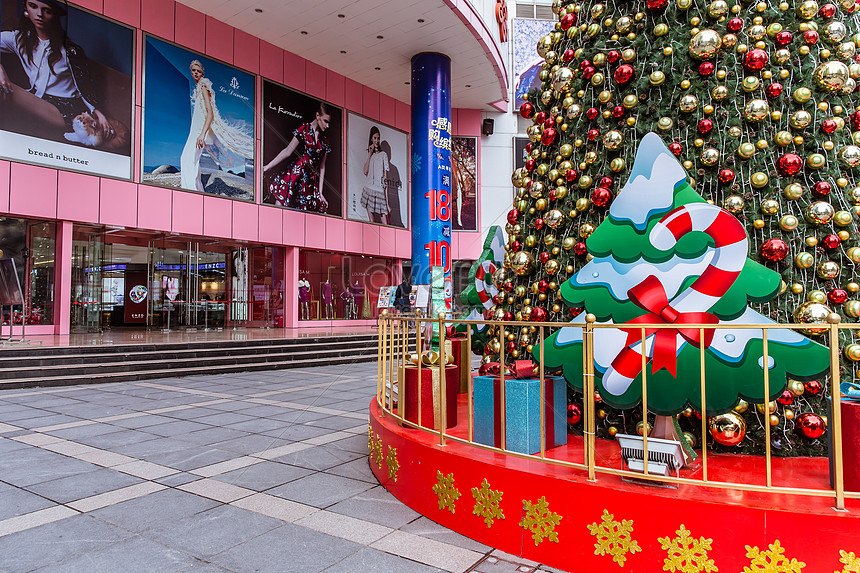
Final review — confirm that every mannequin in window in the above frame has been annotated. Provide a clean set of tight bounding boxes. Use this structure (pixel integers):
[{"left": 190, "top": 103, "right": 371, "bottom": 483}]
[
  {"left": 321, "top": 280, "right": 333, "bottom": 319},
  {"left": 350, "top": 280, "right": 364, "bottom": 320},
  {"left": 339, "top": 286, "right": 353, "bottom": 320},
  {"left": 298, "top": 278, "right": 310, "bottom": 320}
]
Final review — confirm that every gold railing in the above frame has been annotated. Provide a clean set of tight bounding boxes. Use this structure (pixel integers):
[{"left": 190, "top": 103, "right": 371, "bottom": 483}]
[{"left": 376, "top": 312, "right": 857, "bottom": 511}]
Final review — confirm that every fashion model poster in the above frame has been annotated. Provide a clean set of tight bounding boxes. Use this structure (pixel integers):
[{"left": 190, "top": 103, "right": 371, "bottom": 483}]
[
  {"left": 142, "top": 36, "right": 255, "bottom": 200},
  {"left": 0, "top": 1, "right": 134, "bottom": 178},
  {"left": 346, "top": 112, "right": 408, "bottom": 228},
  {"left": 261, "top": 80, "right": 343, "bottom": 216},
  {"left": 513, "top": 18, "right": 555, "bottom": 109},
  {"left": 451, "top": 136, "right": 476, "bottom": 231}
]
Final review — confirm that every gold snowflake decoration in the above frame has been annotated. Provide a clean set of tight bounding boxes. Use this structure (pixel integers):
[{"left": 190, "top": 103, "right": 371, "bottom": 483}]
[
  {"left": 658, "top": 525, "right": 717, "bottom": 573},
  {"left": 836, "top": 550, "right": 860, "bottom": 573},
  {"left": 744, "top": 541, "right": 805, "bottom": 573},
  {"left": 431, "top": 471, "right": 461, "bottom": 513},
  {"left": 385, "top": 445, "right": 399, "bottom": 482},
  {"left": 586, "top": 509, "right": 641, "bottom": 567},
  {"left": 367, "top": 423, "right": 373, "bottom": 452},
  {"left": 471, "top": 479, "right": 504, "bottom": 528},
  {"left": 519, "top": 496, "right": 562, "bottom": 546},
  {"left": 370, "top": 433, "right": 383, "bottom": 469}
]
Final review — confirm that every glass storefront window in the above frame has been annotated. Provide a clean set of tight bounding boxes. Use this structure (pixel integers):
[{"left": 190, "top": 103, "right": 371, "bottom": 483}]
[
  {"left": 0, "top": 218, "right": 56, "bottom": 325},
  {"left": 299, "top": 249, "right": 397, "bottom": 320}
]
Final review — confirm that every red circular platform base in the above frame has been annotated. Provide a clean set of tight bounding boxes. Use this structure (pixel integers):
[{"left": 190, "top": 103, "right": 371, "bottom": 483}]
[{"left": 369, "top": 399, "right": 860, "bottom": 572}]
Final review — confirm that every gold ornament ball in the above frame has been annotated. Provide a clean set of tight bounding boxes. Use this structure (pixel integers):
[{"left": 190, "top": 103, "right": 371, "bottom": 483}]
[
  {"left": 545, "top": 259, "right": 560, "bottom": 275},
  {"left": 817, "top": 260, "right": 841, "bottom": 279},
  {"left": 742, "top": 76, "right": 760, "bottom": 92},
  {"left": 793, "top": 301, "right": 833, "bottom": 335},
  {"left": 839, "top": 145, "right": 860, "bottom": 168},
  {"left": 791, "top": 283, "right": 805, "bottom": 294},
  {"left": 797, "top": 0, "right": 819, "bottom": 18},
  {"left": 753, "top": 219, "right": 765, "bottom": 229},
  {"left": 744, "top": 99, "right": 770, "bottom": 122},
  {"left": 657, "top": 117, "right": 673, "bottom": 130},
  {"left": 750, "top": 172, "right": 769, "bottom": 188},
  {"left": 785, "top": 408, "right": 795, "bottom": 421},
  {"left": 575, "top": 197, "right": 590, "bottom": 211},
  {"left": 844, "top": 300, "right": 860, "bottom": 318},
  {"left": 545, "top": 209, "right": 565, "bottom": 229},
  {"left": 723, "top": 195, "right": 745, "bottom": 213},
  {"left": 650, "top": 71, "right": 666, "bottom": 86},
  {"left": 788, "top": 379, "right": 806, "bottom": 396},
  {"left": 562, "top": 237, "right": 576, "bottom": 250},
  {"left": 683, "top": 432, "right": 698, "bottom": 449},
  {"left": 756, "top": 401, "right": 777, "bottom": 415},
  {"left": 769, "top": 414, "right": 781, "bottom": 427},
  {"left": 779, "top": 215, "right": 799, "bottom": 231},
  {"left": 824, "top": 20, "right": 848, "bottom": 43},
  {"left": 835, "top": 210, "right": 854, "bottom": 226},
  {"left": 700, "top": 148, "right": 720, "bottom": 166},
  {"left": 636, "top": 421, "right": 652, "bottom": 437},
  {"left": 609, "top": 158, "right": 626, "bottom": 172},
  {"left": 784, "top": 183, "right": 804, "bottom": 200},
  {"left": 708, "top": 0, "right": 729, "bottom": 16},
  {"left": 844, "top": 344, "right": 860, "bottom": 361},
  {"left": 738, "top": 142, "right": 756, "bottom": 159},
  {"left": 734, "top": 399, "right": 750, "bottom": 413},
  {"left": 761, "top": 199, "right": 780, "bottom": 215},
  {"left": 579, "top": 223, "right": 595, "bottom": 238},
  {"left": 709, "top": 412, "right": 747, "bottom": 446},
  {"left": 603, "top": 130, "right": 624, "bottom": 150},
  {"left": 847, "top": 187, "right": 860, "bottom": 204},
  {"left": 807, "top": 290, "right": 826, "bottom": 303},
  {"left": 775, "top": 131, "right": 793, "bottom": 147},
  {"left": 805, "top": 201, "right": 835, "bottom": 224},
  {"left": 712, "top": 85, "right": 729, "bottom": 100},
  {"left": 795, "top": 252, "right": 815, "bottom": 269},
  {"left": 806, "top": 236, "right": 819, "bottom": 247},
  {"left": 510, "top": 251, "right": 536, "bottom": 276},
  {"left": 690, "top": 29, "right": 723, "bottom": 59},
  {"left": 849, "top": 246, "right": 860, "bottom": 263},
  {"left": 848, "top": 282, "right": 860, "bottom": 293},
  {"left": 552, "top": 67, "right": 574, "bottom": 92},
  {"left": 524, "top": 235, "right": 537, "bottom": 248},
  {"left": 814, "top": 61, "right": 850, "bottom": 93},
  {"left": 679, "top": 94, "right": 699, "bottom": 113},
  {"left": 607, "top": 426, "right": 618, "bottom": 437}
]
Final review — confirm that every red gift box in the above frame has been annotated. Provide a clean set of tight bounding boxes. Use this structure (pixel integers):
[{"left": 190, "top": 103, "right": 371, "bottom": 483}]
[
  {"left": 402, "top": 363, "right": 459, "bottom": 430},
  {"left": 447, "top": 334, "right": 471, "bottom": 394},
  {"left": 839, "top": 399, "right": 860, "bottom": 492}
]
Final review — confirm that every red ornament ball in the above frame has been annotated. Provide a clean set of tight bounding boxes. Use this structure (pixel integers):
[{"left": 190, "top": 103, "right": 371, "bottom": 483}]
[
  {"left": 803, "top": 30, "right": 819, "bottom": 44},
  {"left": 538, "top": 251, "right": 550, "bottom": 264},
  {"left": 777, "top": 153, "right": 803, "bottom": 176},
  {"left": 566, "top": 169, "right": 579, "bottom": 183},
  {"left": 509, "top": 240, "right": 522, "bottom": 252},
  {"left": 727, "top": 17, "right": 743, "bottom": 32},
  {"left": 718, "top": 168, "right": 736, "bottom": 184},
  {"left": 819, "top": 2, "right": 837, "bottom": 18},
  {"left": 765, "top": 83, "right": 783, "bottom": 98},
  {"left": 804, "top": 380, "right": 823, "bottom": 396},
  {"left": 533, "top": 218, "right": 545, "bottom": 230},
  {"left": 586, "top": 107, "right": 599, "bottom": 120},
  {"left": 697, "top": 119, "right": 714, "bottom": 135},
  {"left": 503, "top": 311, "right": 513, "bottom": 321},
  {"left": 698, "top": 61, "right": 715, "bottom": 76},
  {"left": 566, "top": 403, "right": 582, "bottom": 425},
  {"left": 822, "top": 119, "right": 838, "bottom": 134},
  {"left": 612, "top": 106, "right": 625, "bottom": 118},
  {"left": 519, "top": 102, "right": 534, "bottom": 119},
  {"left": 533, "top": 111, "right": 547, "bottom": 124},
  {"left": 761, "top": 238, "right": 789, "bottom": 262},
  {"left": 614, "top": 64, "right": 635, "bottom": 85},
  {"left": 812, "top": 181, "right": 832, "bottom": 197},
  {"left": 574, "top": 242, "right": 588, "bottom": 256},
  {"left": 591, "top": 186, "right": 613, "bottom": 207},
  {"left": 606, "top": 50, "right": 621, "bottom": 64},
  {"left": 668, "top": 142, "right": 683, "bottom": 156},
  {"left": 530, "top": 307, "right": 548, "bottom": 322},
  {"left": 646, "top": 0, "right": 669, "bottom": 10},
  {"left": 852, "top": 111, "right": 860, "bottom": 131},
  {"left": 579, "top": 60, "right": 592, "bottom": 71},
  {"left": 829, "top": 288, "right": 849, "bottom": 304},
  {"left": 822, "top": 234, "right": 841, "bottom": 250},
  {"left": 775, "top": 31, "right": 793, "bottom": 45},
  {"left": 503, "top": 281, "right": 514, "bottom": 292},
  {"left": 541, "top": 127, "right": 558, "bottom": 146},
  {"left": 587, "top": 128, "right": 600, "bottom": 141},
  {"left": 777, "top": 389, "right": 795, "bottom": 406},
  {"left": 796, "top": 412, "right": 827, "bottom": 439},
  {"left": 599, "top": 176, "right": 614, "bottom": 188},
  {"left": 582, "top": 66, "right": 596, "bottom": 80},
  {"left": 506, "top": 209, "right": 519, "bottom": 224},
  {"left": 562, "top": 49, "right": 575, "bottom": 63},
  {"left": 506, "top": 341, "right": 517, "bottom": 353},
  {"left": 743, "top": 49, "right": 769, "bottom": 71},
  {"left": 537, "top": 280, "right": 549, "bottom": 293},
  {"left": 560, "top": 12, "right": 577, "bottom": 30},
  {"left": 525, "top": 159, "right": 535, "bottom": 173}
]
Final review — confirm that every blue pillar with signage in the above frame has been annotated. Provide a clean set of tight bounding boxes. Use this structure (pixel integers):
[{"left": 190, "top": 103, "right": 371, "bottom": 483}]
[{"left": 411, "top": 52, "right": 452, "bottom": 314}]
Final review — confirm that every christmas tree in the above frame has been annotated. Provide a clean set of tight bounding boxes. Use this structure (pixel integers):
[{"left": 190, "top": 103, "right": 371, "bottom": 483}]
[{"left": 479, "top": 0, "right": 860, "bottom": 455}]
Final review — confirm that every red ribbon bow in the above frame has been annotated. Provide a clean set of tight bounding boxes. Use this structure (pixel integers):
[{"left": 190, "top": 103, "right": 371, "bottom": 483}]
[
  {"left": 615, "top": 275, "right": 719, "bottom": 377},
  {"left": 479, "top": 360, "right": 536, "bottom": 378}
]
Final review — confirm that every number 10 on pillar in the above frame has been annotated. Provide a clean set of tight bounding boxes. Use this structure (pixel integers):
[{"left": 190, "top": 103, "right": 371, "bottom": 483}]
[{"left": 425, "top": 189, "right": 451, "bottom": 273}]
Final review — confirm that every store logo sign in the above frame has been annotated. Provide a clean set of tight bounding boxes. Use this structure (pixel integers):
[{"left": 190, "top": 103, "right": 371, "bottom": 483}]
[
  {"left": 495, "top": 0, "right": 508, "bottom": 42},
  {"left": 230, "top": 76, "right": 240, "bottom": 90}
]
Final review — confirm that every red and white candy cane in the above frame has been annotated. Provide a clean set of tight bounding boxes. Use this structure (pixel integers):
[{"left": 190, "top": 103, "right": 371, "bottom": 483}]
[
  {"left": 602, "top": 203, "right": 748, "bottom": 395},
  {"left": 475, "top": 260, "right": 499, "bottom": 310}
]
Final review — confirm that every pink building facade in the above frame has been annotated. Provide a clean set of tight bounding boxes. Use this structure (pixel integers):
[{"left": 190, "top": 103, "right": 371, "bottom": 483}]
[{"left": 0, "top": 0, "right": 498, "bottom": 335}]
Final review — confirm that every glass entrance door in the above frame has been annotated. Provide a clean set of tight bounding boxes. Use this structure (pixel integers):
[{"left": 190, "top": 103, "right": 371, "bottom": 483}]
[{"left": 70, "top": 227, "right": 105, "bottom": 332}]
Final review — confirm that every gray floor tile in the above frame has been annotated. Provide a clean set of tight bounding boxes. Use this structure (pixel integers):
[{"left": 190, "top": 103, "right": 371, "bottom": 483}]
[
  {"left": 33, "top": 534, "right": 200, "bottom": 573},
  {"left": 192, "top": 412, "right": 256, "bottom": 427},
  {"left": 0, "top": 486, "right": 57, "bottom": 521},
  {"left": 270, "top": 410, "right": 330, "bottom": 423},
  {"left": 110, "top": 414, "right": 182, "bottom": 429},
  {"left": 274, "top": 445, "right": 365, "bottom": 471},
  {"left": 144, "top": 504, "right": 283, "bottom": 559},
  {"left": 224, "top": 418, "right": 292, "bottom": 434},
  {"left": 326, "top": 434, "right": 370, "bottom": 454},
  {"left": 209, "top": 523, "right": 361, "bottom": 573},
  {"left": 145, "top": 445, "right": 240, "bottom": 471},
  {"left": 215, "top": 460, "right": 315, "bottom": 491},
  {"left": 328, "top": 486, "right": 421, "bottom": 529},
  {"left": 263, "top": 424, "right": 333, "bottom": 441},
  {"left": 25, "top": 467, "right": 145, "bottom": 504},
  {"left": 1, "top": 449, "right": 99, "bottom": 487},
  {"left": 155, "top": 471, "right": 204, "bottom": 487},
  {"left": 322, "top": 547, "right": 448, "bottom": 573},
  {"left": 400, "top": 516, "right": 493, "bottom": 553},
  {"left": 325, "top": 457, "right": 378, "bottom": 484},
  {"left": 0, "top": 514, "right": 133, "bottom": 571},
  {"left": 211, "top": 434, "right": 294, "bottom": 455},
  {"left": 267, "top": 472, "right": 374, "bottom": 509},
  {"left": 144, "top": 420, "right": 214, "bottom": 437},
  {"left": 73, "top": 429, "right": 158, "bottom": 449},
  {"left": 177, "top": 426, "right": 249, "bottom": 446},
  {"left": 90, "top": 488, "right": 220, "bottom": 532}
]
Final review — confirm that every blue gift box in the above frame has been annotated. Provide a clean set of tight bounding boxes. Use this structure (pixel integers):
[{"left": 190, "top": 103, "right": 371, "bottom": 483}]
[{"left": 472, "top": 374, "right": 567, "bottom": 454}]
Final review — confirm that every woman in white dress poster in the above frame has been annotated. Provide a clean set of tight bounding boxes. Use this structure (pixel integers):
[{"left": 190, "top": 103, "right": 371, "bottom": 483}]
[
  {"left": 360, "top": 126, "right": 389, "bottom": 224},
  {"left": 179, "top": 59, "right": 253, "bottom": 192}
]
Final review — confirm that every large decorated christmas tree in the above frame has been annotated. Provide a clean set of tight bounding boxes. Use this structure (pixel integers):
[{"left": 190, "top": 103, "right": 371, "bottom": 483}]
[{"left": 476, "top": 0, "right": 860, "bottom": 455}]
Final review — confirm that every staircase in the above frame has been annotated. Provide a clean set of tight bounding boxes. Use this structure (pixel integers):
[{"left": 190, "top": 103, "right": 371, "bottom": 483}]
[{"left": 0, "top": 333, "right": 395, "bottom": 389}]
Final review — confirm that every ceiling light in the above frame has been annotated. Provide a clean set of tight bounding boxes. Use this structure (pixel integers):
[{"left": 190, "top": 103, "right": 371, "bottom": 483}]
[
  {"left": 254, "top": 8, "right": 262, "bottom": 13},
  {"left": 374, "top": 67, "right": 381, "bottom": 70},
  {"left": 417, "top": 18, "right": 425, "bottom": 23},
  {"left": 465, "top": 84, "right": 472, "bottom": 88},
  {"left": 337, "top": 13, "right": 345, "bottom": 18},
  {"left": 377, "top": 35, "right": 383, "bottom": 39},
  {"left": 300, "top": 30, "right": 308, "bottom": 35},
  {"left": 404, "top": 81, "right": 410, "bottom": 85},
  {"left": 340, "top": 50, "right": 347, "bottom": 54}
]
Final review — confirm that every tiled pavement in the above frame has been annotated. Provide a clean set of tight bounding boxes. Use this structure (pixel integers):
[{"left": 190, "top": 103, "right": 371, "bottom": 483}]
[{"left": 0, "top": 361, "right": 564, "bottom": 573}]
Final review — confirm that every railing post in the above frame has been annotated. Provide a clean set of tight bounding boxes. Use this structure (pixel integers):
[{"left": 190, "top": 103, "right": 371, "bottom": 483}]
[
  {"left": 467, "top": 323, "right": 474, "bottom": 443},
  {"left": 762, "top": 328, "right": 772, "bottom": 488},
  {"left": 641, "top": 327, "right": 649, "bottom": 476},
  {"left": 829, "top": 313, "right": 846, "bottom": 511},
  {"left": 585, "top": 314, "right": 596, "bottom": 481},
  {"left": 699, "top": 327, "right": 708, "bottom": 482},
  {"left": 378, "top": 311, "right": 387, "bottom": 415},
  {"left": 499, "top": 323, "right": 507, "bottom": 451},
  {"left": 438, "top": 312, "right": 447, "bottom": 445},
  {"left": 539, "top": 325, "right": 546, "bottom": 458}
]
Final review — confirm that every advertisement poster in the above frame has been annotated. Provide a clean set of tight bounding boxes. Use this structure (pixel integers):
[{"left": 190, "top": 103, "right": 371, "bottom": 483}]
[
  {"left": 376, "top": 286, "right": 395, "bottom": 309},
  {"left": 0, "top": 2, "right": 134, "bottom": 178},
  {"left": 451, "top": 137, "right": 477, "bottom": 231},
  {"left": 262, "top": 80, "right": 343, "bottom": 216},
  {"left": 123, "top": 271, "right": 147, "bottom": 324},
  {"left": 514, "top": 136, "right": 530, "bottom": 171},
  {"left": 513, "top": 19, "right": 555, "bottom": 109},
  {"left": 142, "top": 36, "right": 255, "bottom": 201},
  {"left": 345, "top": 112, "right": 408, "bottom": 228}
]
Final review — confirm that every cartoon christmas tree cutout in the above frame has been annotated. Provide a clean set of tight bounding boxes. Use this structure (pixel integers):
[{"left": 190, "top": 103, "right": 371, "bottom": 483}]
[
  {"left": 459, "top": 225, "right": 505, "bottom": 352},
  {"left": 540, "top": 133, "right": 830, "bottom": 417}
]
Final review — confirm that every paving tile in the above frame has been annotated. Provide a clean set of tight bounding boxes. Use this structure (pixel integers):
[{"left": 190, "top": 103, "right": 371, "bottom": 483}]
[
  {"left": 325, "top": 457, "right": 378, "bottom": 484},
  {"left": 321, "top": 547, "right": 449, "bottom": 573},
  {"left": 224, "top": 417, "right": 293, "bottom": 434},
  {"left": 327, "top": 434, "right": 372, "bottom": 454},
  {"left": 400, "top": 516, "right": 493, "bottom": 553},
  {"left": 328, "top": 486, "right": 421, "bottom": 529},
  {"left": 145, "top": 444, "right": 240, "bottom": 471},
  {"left": 0, "top": 505, "right": 78, "bottom": 537},
  {"left": 274, "top": 444, "right": 365, "bottom": 471},
  {"left": 177, "top": 478, "right": 255, "bottom": 503},
  {"left": 0, "top": 487, "right": 56, "bottom": 521},
  {"left": 213, "top": 460, "right": 314, "bottom": 490},
  {"left": 211, "top": 434, "right": 295, "bottom": 455},
  {"left": 25, "top": 467, "right": 145, "bottom": 504},
  {"left": 371, "top": 530, "right": 484, "bottom": 572},
  {"left": 190, "top": 455, "right": 263, "bottom": 478},
  {"left": 252, "top": 441, "right": 312, "bottom": 460},
  {"left": 191, "top": 411, "right": 256, "bottom": 427},
  {"left": 1, "top": 450, "right": 100, "bottom": 487},
  {"left": 209, "top": 522, "right": 361, "bottom": 573},
  {"left": 109, "top": 414, "right": 179, "bottom": 429},
  {"left": 89, "top": 488, "right": 220, "bottom": 532},
  {"left": 113, "top": 459, "right": 179, "bottom": 480},
  {"left": 68, "top": 428, "right": 156, "bottom": 449},
  {"left": 75, "top": 449, "right": 137, "bottom": 467},
  {"left": 231, "top": 493, "right": 318, "bottom": 522},
  {"left": 32, "top": 534, "right": 200, "bottom": 573},
  {"left": 266, "top": 472, "right": 375, "bottom": 509},
  {"left": 154, "top": 472, "right": 203, "bottom": 487},
  {"left": 177, "top": 426, "right": 249, "bottom": 446},
  {"left": 68, "top": 481, "right": 166, "bottom": 512},
  {"left": 0, "top": 514, "right": 131, "bottom": 571},
  {"left": 145, "top": 504, "right": 284, "bottom": 559},
  {"left": 295, "top": 509, "right": 393, "bottom": 545}
]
